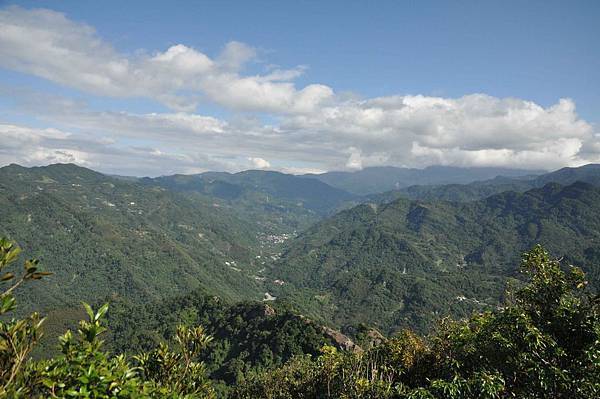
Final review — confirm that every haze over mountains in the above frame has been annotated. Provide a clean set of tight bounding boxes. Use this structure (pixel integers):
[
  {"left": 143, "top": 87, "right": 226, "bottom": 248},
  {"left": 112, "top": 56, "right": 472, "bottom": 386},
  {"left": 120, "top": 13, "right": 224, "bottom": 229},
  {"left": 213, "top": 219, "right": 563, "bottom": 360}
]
[{"left": 305, "top": 166, "right": 542, "bottom": 195}]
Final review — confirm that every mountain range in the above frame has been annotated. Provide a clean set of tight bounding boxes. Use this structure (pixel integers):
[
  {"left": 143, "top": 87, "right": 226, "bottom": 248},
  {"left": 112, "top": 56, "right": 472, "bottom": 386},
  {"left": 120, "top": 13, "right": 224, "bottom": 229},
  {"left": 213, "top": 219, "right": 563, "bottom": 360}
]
[
  {"left": 2, "top": 162, "right": 600, "bottom": 341},
  {"left": 266, "top": 181, "right": 600, "bottom": 333},
  {"left": 305, "top": 165, "right": 541, "bottom": 195}
]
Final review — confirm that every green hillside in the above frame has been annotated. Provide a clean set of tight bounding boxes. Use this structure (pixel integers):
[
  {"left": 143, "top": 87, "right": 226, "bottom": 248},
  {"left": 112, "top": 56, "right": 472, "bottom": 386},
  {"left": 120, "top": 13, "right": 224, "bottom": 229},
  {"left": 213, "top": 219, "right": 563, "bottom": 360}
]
[
  {"left": 266, "top": 182, "right": 600, "bottom": 333},
  {"left": 2, "top": 164, "right": 600, "bottom": 397},
  {"left": 105, "top": 291, "right": 350, "bottom": 394},
  {"left": 4, "top": 163, "right": 600, "bottom": 338},
  {"left": 140, "top": 170, "right": 356, "bottom": 233},
  {"left": 395, "top": 164, "right": 600, "bottom": 202},
  {"left": 0, "top": 163, "right": 271, "bottom": 314}
]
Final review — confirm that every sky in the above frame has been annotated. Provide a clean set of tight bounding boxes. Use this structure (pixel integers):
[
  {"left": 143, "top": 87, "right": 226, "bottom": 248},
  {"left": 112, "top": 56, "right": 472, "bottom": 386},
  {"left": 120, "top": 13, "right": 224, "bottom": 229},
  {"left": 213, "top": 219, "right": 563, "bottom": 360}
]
[{"left": 0, "top": 0, "right": 598, "bottom": 176}]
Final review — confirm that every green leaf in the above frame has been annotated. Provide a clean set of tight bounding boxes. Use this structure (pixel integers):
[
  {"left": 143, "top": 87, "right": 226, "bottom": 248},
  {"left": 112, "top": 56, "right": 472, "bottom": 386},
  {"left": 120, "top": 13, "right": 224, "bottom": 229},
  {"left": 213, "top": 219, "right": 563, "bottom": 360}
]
[
  {"left": 95, "top": 302, "right": 110, "bottom": 321},
  {"left": 82, "top": 302, "right": 94, "bottom": 321}
]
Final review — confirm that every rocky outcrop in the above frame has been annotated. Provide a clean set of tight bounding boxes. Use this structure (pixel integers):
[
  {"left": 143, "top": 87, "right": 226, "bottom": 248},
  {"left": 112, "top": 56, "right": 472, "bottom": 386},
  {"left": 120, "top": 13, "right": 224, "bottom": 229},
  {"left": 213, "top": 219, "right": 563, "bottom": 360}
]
[{"left": 322, "top": 326, "right": 363, "bottom": 353}]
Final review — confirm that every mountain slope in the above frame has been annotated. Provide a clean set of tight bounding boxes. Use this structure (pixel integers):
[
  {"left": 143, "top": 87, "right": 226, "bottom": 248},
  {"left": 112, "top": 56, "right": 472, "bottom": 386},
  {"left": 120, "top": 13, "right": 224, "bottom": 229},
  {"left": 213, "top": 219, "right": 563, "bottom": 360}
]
[
  {"left": 266, "top": 182, "right": 600, "bottom": 333},
  {"left": 140, "top": 170, "right": 357, "bottom": 234},
  {"left": 535, "top": 163, "right": 600, "bottom": 186},
  {"left": 0, "top": 163, "right": 272, "bottom": 314},
  {"left": 105, "top": 290, "right": 354, "bottom": 390},
  {"left": 395, "top": 164, "right": 600, "bottom": 202},
  {"left": 145, "top": 170, "right": 355, "bottom": 215}
]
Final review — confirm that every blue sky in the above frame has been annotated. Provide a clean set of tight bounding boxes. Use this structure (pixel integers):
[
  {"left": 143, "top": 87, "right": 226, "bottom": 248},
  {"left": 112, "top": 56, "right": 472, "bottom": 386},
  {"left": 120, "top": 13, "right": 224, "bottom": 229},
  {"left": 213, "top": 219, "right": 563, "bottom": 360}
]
[{"left": 0, "top": 1, "right": 598, "bottom": 175}]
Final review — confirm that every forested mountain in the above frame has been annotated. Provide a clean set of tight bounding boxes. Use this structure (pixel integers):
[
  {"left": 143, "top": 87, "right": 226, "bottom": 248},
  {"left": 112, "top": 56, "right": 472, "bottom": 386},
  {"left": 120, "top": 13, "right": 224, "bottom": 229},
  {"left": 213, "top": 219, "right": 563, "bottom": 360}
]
[
  {"left": 534, "top": 163, "right": 600, "bottom": 186},
  {"left": 265, "top": 181, "right": 600, "bottom": 333},
  {"left": 3, "top": 162, "right": 600, "bottom": 336},
  {"left": 105, "top": 291, "right": 354, "bottom": 394},
  {"left": 138, "top": 170, "right": 357, "bottom": 232},
  {"left": 0, "top": 163, "right": 272, "bottom": 314},
  {"left": 305, "top": 165, "right": 540, "bottom": 195},
  {"left": 143, "top": 170, "right": 357, "bottom": 215},
  {"left": 395, "top": 163, "right": 600, "bottom": 202},
  {"left": 2, "top": 163, "right": 600, "bottom": 397},
  {"left": 189, "top": 170, "right": 355, "bottom": 215},
  {"left": 4, "top": 235, "right": 598, "bottom": 397},
  {"left": 234, "top": 247, "right": 600, "bottom": 398}
]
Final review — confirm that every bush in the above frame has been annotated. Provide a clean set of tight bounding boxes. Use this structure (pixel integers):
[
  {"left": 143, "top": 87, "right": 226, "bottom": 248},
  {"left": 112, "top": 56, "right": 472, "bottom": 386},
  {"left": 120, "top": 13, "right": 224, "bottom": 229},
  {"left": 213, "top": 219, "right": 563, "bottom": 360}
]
[
  {"left": 234, "top": 245, "right": 600, "bottom": 398},
  {"left": 0, "top": 237, "right": 216, "bottom": 398}
]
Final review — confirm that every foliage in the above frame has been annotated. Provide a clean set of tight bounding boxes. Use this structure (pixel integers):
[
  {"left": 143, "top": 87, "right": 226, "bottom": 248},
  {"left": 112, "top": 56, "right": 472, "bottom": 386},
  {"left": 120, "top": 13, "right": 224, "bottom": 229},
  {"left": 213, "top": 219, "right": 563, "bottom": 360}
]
[
  {"left": 30, "top": 303, "right": 149, "bottom": 398},
  {"left": 0, "top": 162, "right": 286, "bottom": 357},
  {"left": 0, "top": 163, "right": 276, "bottom": 315},
  {"left": 0, "top": 237, "right": 217, "bottom": 398},
  {"left": 105, "top": 293, "right": 335, "bottom": 392},
  {"left": 2, "top": 236, "right": 600, "bottom": 398},
  {"left": 29, "top": 302, "right": 216, "bottom": 398},
  {"left": 269, "top": 181, "right": 600, "bottom": 334},
  {"left": 234, "top": 246, "right": 600, "bottom": 398},
  {"left": 3, "top": 163, "right": 600, "bottom": 397},
  {"left": 0, "top": 237, "right": 51, "bottom": 397},
  {"left": 134, "top": 325, "right": 215, "bottom": 398},
  {"left": 5, "top": 163, "right": 600, "bottom": 342}
]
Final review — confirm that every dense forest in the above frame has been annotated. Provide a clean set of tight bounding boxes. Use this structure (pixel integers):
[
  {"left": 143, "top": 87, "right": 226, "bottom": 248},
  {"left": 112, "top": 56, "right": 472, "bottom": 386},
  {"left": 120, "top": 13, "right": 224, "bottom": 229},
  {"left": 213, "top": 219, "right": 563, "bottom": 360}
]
[
  {"left": 2, "top": 0, "right": 597, "bottom": 395},
  {"left": 2, "top": 163, "right": 600, "bottom": 397},
  {"left": 269, "top": 181, "right": 600, "bottom": 333},
  {"left": 2, "top": 238, "right": 599, "bottom": 397},
  {"left": 5, "top": 163, "right": 600, "bottom": 335}
]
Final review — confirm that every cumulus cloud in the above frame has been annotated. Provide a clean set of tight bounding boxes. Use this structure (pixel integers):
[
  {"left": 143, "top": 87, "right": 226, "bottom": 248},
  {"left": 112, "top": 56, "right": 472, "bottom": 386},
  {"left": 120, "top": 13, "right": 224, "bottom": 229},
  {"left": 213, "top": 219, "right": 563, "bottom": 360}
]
[
  {"left": 0, "top": 6, "right": 333, "bottom": 113},
  {"left": 279, "top": 166, "right": 327, "bottom": 175},
  {"left": 0, "top": 6, "right": 599, "bottom": 174},
  {"left": 3, "top": 88, "right": 600, "bottom": 174},
  {"left": 248, "top": 157, "right": 271, "bottom": 169},
  {"left": 282, "top": 94, "right": 600, "bottom": 170},
  {"left": 0, "top": 123, "right": 86, "bottom": 166},
  {"left": 0, "top": 123, "right": 239, "bottom": 176}
]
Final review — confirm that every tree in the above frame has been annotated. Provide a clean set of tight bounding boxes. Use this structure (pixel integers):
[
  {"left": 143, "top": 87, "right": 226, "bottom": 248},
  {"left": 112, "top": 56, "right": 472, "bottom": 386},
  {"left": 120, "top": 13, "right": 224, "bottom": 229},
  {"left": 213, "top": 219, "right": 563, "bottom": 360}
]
[
  {"left": 0, "top": 237, "right": 51, "bottom": 397},
  {"left": 234, "top": 245, "right": 600, "bottom": 398},
  {"left": 0, "top": 237, "right": 216, "bottom": 398}
]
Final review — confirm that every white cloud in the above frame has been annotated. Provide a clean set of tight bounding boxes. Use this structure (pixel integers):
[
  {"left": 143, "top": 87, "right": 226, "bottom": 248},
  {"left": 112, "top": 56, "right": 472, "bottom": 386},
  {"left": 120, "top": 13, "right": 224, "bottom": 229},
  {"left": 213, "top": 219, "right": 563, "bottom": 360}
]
[
  {"left": 0, "top": 123, "right": 237, "bottom": 176},
  {"left": 345, "top": 148, "right": 363, "bottom": 170},
  {"left": 217, "top": 41, "right": 257, "bottom": 71},
  {"left": 248, "top": 157, "right": 271, "bottom": 169},
  {"left": 27, "top": 148, "right": 91, "bottom": 165},
  {"left": 3, "top": 89, "right": 600, "bottom": 174},
  {"left": 0, "top": 123, "right": 70, "bottom": 145},
  {"left": 0, "top": 123, "right": 86, "bottom": 165},
  {"left": 282, "top": 95, "right": 599, "bottom": 170},
  {"left": 0, "top": 6, "right": 599, "bottom": 174},
  {"left": 0, "top": 6, "right": 333, "bottom": 113},
  {"left": 279, "top": 166, "right": 327, "bottom": 175}
]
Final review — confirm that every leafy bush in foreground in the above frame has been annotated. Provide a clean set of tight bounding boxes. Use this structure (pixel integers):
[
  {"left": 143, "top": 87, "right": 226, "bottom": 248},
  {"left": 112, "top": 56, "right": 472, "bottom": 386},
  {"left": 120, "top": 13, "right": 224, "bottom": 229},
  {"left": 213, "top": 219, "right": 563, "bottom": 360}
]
[
  {"left": 234, "top": 245, "right": 600, "bottom": 398},
  {"left": 2, "top": 236, "right": 600, "bottom": 398},
  {"left": 0, "top": 237, "right": 214, "bottom": 398}
]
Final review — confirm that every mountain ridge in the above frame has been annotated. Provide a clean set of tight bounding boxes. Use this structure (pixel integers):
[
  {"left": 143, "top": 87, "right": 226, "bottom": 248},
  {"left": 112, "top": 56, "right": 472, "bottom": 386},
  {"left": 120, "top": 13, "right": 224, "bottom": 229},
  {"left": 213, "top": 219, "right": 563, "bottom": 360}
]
[{"left": 265, "top": 181, "right": 600, "bottom": 333}]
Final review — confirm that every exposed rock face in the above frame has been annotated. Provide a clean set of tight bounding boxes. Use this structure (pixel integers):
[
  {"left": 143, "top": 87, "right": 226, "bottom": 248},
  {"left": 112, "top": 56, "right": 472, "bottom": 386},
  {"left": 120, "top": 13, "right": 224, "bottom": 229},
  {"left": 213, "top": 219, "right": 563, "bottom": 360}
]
[
  {"left": 365, "top": 329, "right": 386, "bottom": 347},
  {"left": 322, "top": 326, "right": 363, "bottom": 353},
  {"left": 263, "top": 292, "right": 277, "bottom": 301},
  {"left": 263, "top": 304, "right": 276, "bottom": 317}
]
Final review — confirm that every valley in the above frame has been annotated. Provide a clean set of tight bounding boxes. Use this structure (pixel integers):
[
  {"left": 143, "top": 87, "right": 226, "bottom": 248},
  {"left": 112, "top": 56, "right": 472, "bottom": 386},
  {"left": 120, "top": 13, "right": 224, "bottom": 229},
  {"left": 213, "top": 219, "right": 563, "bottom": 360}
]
[
  {"left": 3, "top": 163, "right": 600, "bottom": 333},
  {"left": 2, "top": 3, "right": 598, "bottom": 396},
  {"left": 2, "top": 162, "right": 600, "bottom": 396}
]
